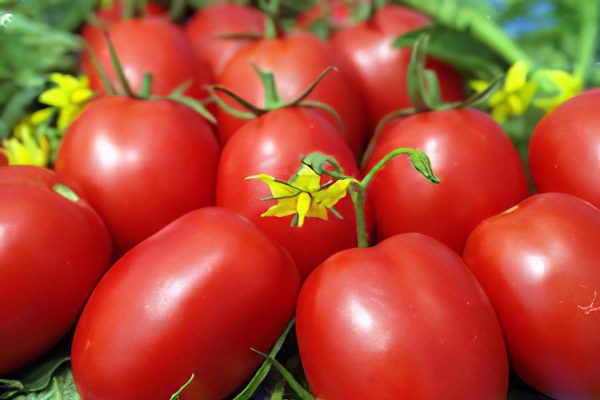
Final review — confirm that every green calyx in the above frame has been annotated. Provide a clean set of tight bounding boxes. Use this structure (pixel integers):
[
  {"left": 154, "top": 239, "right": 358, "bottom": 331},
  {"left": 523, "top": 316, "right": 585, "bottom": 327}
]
[
  {"left": 208, "top": 65, "right": 343, "bottom": 130},
  {"left": 258, "top": 0, "right": 282, "bottom": 39},
  {"left": 86, "top": 31, "right": 215, "bottom": 124},
  {"left": 403, "top": 34, "right": 503, "bottom": 115},
  {"left": 53, "top": 184, "right": 79, "bottom": 202}
]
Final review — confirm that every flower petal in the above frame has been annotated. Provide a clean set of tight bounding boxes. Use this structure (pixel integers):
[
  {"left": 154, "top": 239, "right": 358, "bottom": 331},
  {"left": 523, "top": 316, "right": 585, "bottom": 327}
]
[
  {"left": 504, "top": 61, "right": 530, "bottom": 93},
  {"left": 314, "top": 179, "right": 351, "bottom": 208},
  {"left": 261, "top": 197, "right": 299, "bottom": 218},
  {"left": 247, "top": 174, "right": 300, "bottom": 198},
  {"left": 295, "top": 192, "right": 312, "bottom": 227},
  {"left": 30, "top": 108, "right": 55, "bottom": 125},
  {"left": 39, "top": 88, "right": 68, "bottom": 107},
  {"left": 291, "top": 165, "right": 321, "bottom": 192}
]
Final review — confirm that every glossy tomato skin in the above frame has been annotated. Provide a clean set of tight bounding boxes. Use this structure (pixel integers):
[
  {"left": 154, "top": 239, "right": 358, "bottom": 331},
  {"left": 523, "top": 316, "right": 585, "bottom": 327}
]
[
  {"left": 217, "top": 107, "right": 362, "bottom": 278},
  {"left": 529, "top": 90, "right": 600, "bottom": 208},
  {"left": 0, "top": 166, "right": 111, "bottom": 374},
  {"left": 56, "top": 96, "right": 219, "bottom": 255},
  {"left": 332, "top": 4, "right": 464, "bottom": 127},
  {"left": 185, "top": 4, "right": 265, "bottom": 78},
  {"left": 297, "top": 233, "right": 508, "bottom": 400},
  {"left": 72, "top": 207, "right": 300, "bottom": 400},
  {"left": 365, "top": 109, "right": 529, "bottom": 253},
  {"left": 463, "top": 193, "right": 600, "bottom": 399},
  {"left": 215, "top": 33, "right": 369, "bottom": 156},
  {"left": 82, "top": 18, "right": 211, "bottom": 99}
]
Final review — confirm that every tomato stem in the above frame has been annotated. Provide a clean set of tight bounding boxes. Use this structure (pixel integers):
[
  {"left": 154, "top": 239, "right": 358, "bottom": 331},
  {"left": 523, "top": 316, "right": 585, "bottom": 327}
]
[
  {"left": 168, "top": 0, "right": 186, "bottom": 22},
  {"left": 575, "top": 0, "right": 599, "bottom": 82},
  {"left": 349, "top": 184, "right": 370, "bottom": 248},
  {"left": 232, "top": 319, "right": 295, "bottom": 400},
  {"left": 305, "top": 147, "right": 439, "bottom": 248},
  {"left": 252, "top": 64, "right": 282, "bottom": 108},
  {"left": 104, "top": 31, "right": 135, "bottom": 97},
  {"left": 122, "top": 0, "right": 135, "bottom": 20},
  {"left": 259, "top": 0, "right": 282, "bottom": 39},
  {"left": 84, "top": 42, "right": 117, "bottom": 96}
]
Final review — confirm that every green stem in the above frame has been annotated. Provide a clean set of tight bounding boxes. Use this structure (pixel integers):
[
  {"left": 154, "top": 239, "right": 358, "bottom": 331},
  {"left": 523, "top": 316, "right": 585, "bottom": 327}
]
[
  {"left": 264, "top": 15, "right": 277, "bottom": 39},
  {"left": 122, "top": 0, "right": 136, "bottom": 20},
  {"left": 575, "top": 0, "right": 599, "bottom": 82},
  {"left": 252, "top": 64, "right": 282, "bottom": 108},
  {"left": 362, "top": 148, "right": 423, "bottom": 188},
  {"left": 349, "top": 184, "right": 369, "bottom": 248},
  {"left": 373, "top": 0, "right": 386, "bottom": 10},
  {"left": 169, "top": 0, "right": 186, "bottom": 22},
  {"left": 104, "top": 31, "right": 135, "bottom": 97}
]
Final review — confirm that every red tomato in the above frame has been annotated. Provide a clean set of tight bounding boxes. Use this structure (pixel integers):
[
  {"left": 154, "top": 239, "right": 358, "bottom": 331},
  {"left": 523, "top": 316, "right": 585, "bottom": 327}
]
[
  {"left": 0, "top": 149, "right": 7, "bottom": 166},
  {"left": 185, "top": 4, "right": 265, "bottom": 78},
  {"left": 82, "top": 18, "right": 211, "bottom": 99},
  {"left": 216, "top": 107, "right": 362, "bottom": 279},
  {"left": 332, "top": 4, "right": 464, "bottom": 127},
  {"left": 529, "top": 89, "right": 600, "bottom": 208},
  {"left": 297, "top": 233, "right": 508, "bottom": 400},
  {"left": 80, "top": 1, "right": 165, "bottom": 76},
  {"left": 215, "top": 33, "right": 369, "bottom": 156},
  {"left": 0, "top": 166, "right": 111, "bottom": 374},
  {"left": 365, "top": 109, "right": 529, "bottom": 253},
  {"left": 72, "top": 207, "right": 300, "bottom": 400},
  {"left": 55, "top": 96, "right": 219, "bottom": 255},
  {"left": 463, "top": 193, "right": 600, "bottom": 399}
]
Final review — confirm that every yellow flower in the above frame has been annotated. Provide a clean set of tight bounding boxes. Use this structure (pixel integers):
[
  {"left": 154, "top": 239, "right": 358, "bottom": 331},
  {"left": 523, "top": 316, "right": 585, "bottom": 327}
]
[
  {"left": 3, "top": 118, "right": 50, "bottom": 166},
  {"left": 39, "top": 73, "right": 94, "bottom": 130},
  {"left": 471, "top": 61, "right": 537, "bottom": 123},
  {"left": 532, "top": 70, "right": 583, "bottom": 112},
  {"left": 247, "top": 165, "right": 353, "bottom": 227}
]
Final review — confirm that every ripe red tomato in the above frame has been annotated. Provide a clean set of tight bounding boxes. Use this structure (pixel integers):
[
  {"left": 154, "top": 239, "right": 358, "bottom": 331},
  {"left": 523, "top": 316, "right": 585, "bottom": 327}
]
[
  {"left": 0, "top": 166, "right": 111, "bottom": 374},
  {"left": 215, "top": 33, "right": 369, "bottom": 156},
  {"left": 529, "top": 89, "right": 600, "bottom": 208},
  {"left": 297, "top": 233, "right": 508, "bottom": 400},
  {"left": 216, "top": 107, "right": 362, "bottom": 279},
  {"left": 0, "top": 149, "right": 7, "bottom": 166},
  {"left": 463, "top": 193, "right": 600, "bottom": 399},
  {"left": 80, "top": 1, "right": 165, "bottom": 72},
  {"left": 185, "top": 4, "right": 265, "bottom": 78},
  {"left": 55, "top": 96, "right": 219, "bottom": 255},
  {"left": 332, "top": 4, "right": 464, "bottom": 127},
  {"left": 82, "top": 18, "right": 211, "bottom": 99},
  {"left": 72, "top": 207, "right": 300, "bottom": 400},
  {"left": 365, "top": 109, "right": 529, "bottom": 253}
]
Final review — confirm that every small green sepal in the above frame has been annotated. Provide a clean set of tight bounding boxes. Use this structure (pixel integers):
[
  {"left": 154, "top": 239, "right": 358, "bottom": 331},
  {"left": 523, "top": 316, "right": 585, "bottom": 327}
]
[{"left": 53, "top": 184, "right": 79, "bottom": 202}]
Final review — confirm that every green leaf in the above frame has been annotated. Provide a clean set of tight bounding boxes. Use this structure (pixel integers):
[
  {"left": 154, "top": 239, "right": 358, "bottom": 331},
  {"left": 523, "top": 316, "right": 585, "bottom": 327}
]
[
  {"left": 167, "top": 94, "right": 217, "bottom": 124},
  {"left": 169, "top": 374, "right": 194, "bottom": 400},
  {"left": 409, "top": 150, "right": 440, "bottom": 184},
  {"left": 0, "top": 357, "right": 80, "bottom": 400},
  {"left": 252, "top": 350, "right": 315, "bottom": 400},
  {"left": 233, "top": 319, "right": 296, "bottom": 400}
]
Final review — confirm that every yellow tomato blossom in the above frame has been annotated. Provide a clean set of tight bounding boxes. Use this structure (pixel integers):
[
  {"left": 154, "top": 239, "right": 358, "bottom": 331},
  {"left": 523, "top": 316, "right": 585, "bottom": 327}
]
[
  {"left": 247, "top": 165, "right": 353, "bottom": 227},
  {"left": 39, "top": 73, "right": 94, "bottom": 130},
  {"left": 532, "top": 70, "right": 583, "bottom": 112},
  {"left": 3, "top": 116, "right": 51, "bottom": 166},
  {"left": 471, "top": 61, "right": 537, "bottom": 123}
]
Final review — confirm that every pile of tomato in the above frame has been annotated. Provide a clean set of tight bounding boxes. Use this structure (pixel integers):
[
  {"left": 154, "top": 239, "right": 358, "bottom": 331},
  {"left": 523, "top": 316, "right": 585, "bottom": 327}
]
[{"left": 1, "top": 1, "right": 599, "bottom": 400}]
